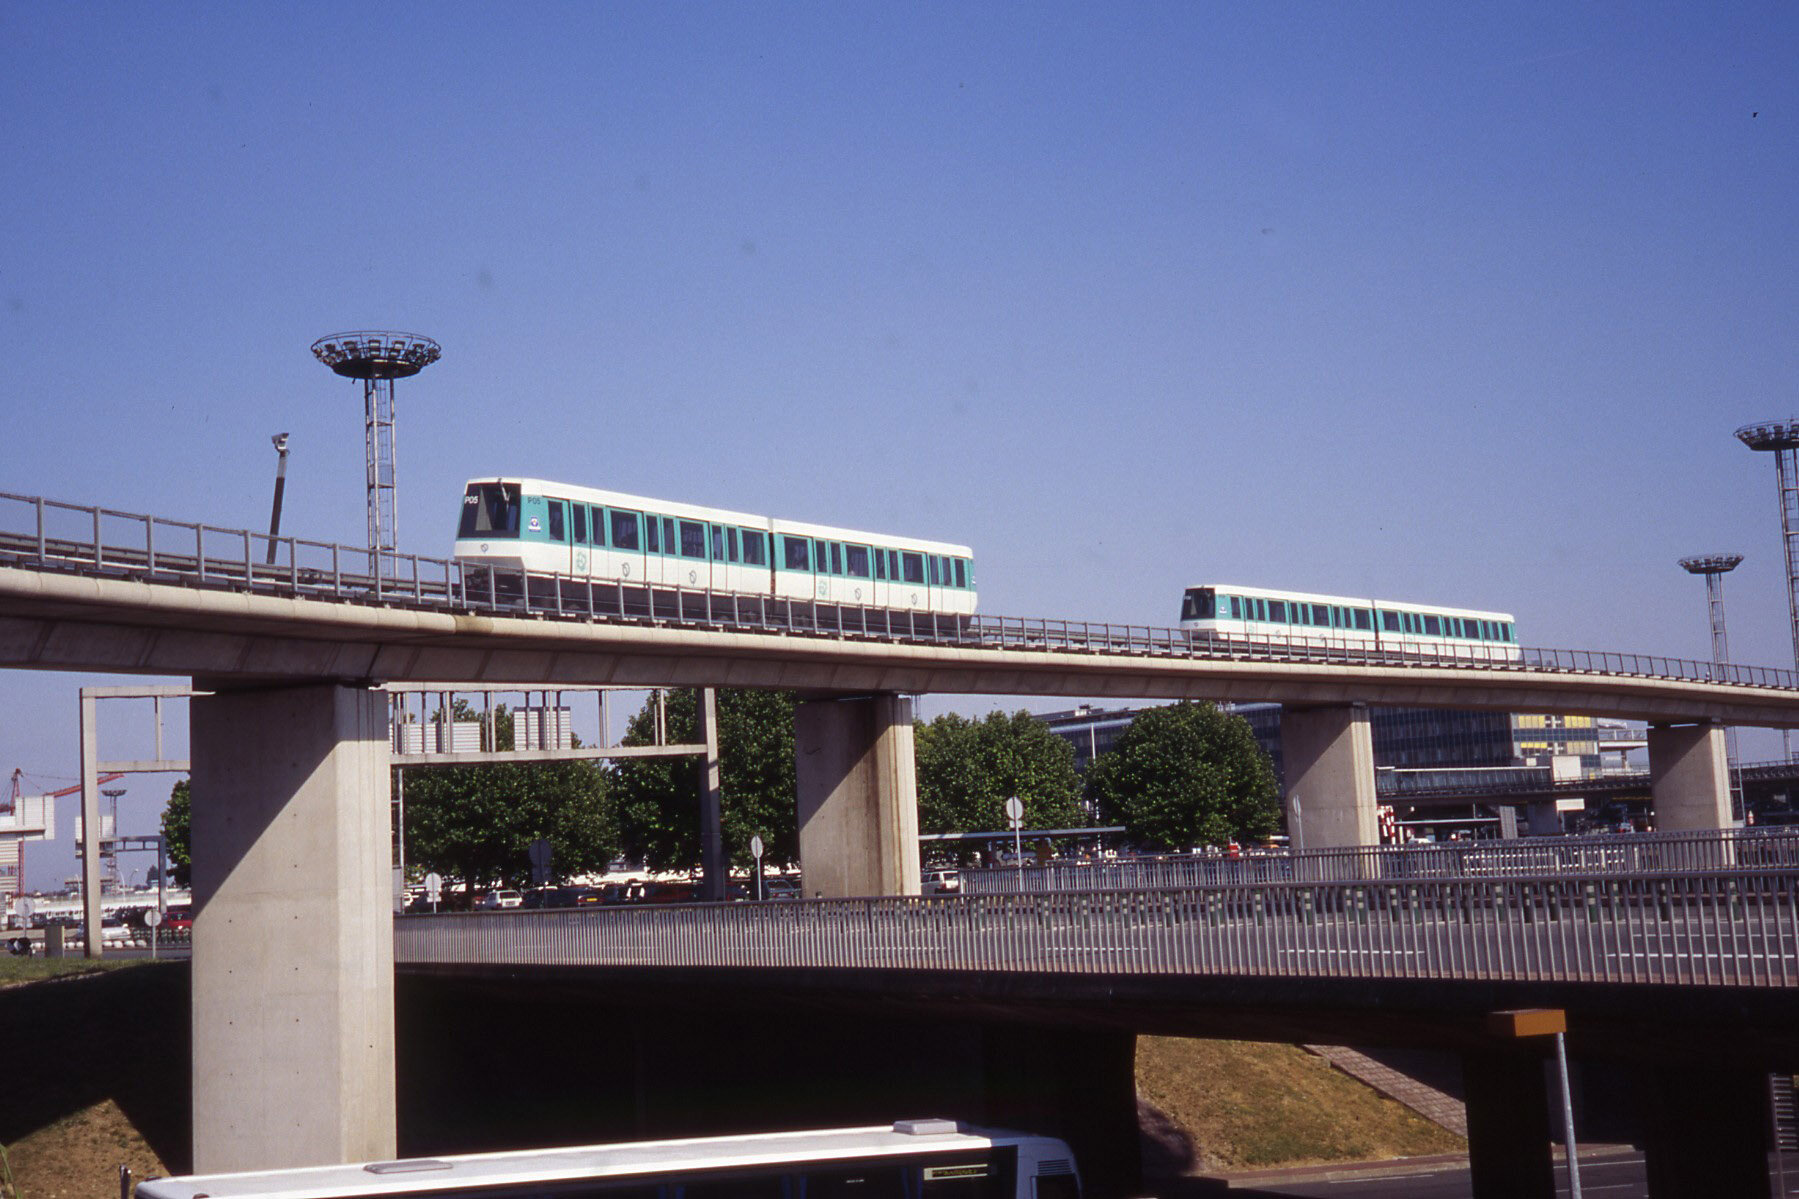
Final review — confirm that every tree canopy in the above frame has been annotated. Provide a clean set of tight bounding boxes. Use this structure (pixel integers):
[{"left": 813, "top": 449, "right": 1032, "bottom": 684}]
[
  {"left": 1085, "top": 701, "right": 1280, "bottom": 850},
  {"left": 161, "top": 779, "right": 191, "bottom": 887},
  {"left": 402, "top": 755, "right": 613, "bottom": 891},
  {"left": 609, "top": 689, "right": 798, "bottom": 872},
  {"left": 914, "top": 710, "right": 1086, "bottom": 847}
]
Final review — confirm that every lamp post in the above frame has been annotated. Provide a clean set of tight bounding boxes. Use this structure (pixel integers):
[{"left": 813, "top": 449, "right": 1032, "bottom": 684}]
[
  {"left": 1679, "top": 554, "right": 1747, "bottom": 820},
  {"left": 266, "top": 433, "right": 290, "bottom": 565}
]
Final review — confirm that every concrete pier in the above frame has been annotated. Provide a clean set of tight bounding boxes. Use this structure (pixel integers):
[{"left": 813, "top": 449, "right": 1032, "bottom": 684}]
[
  {"left": 1647, "top": 721, "right": 1734, "bottom": 831},
  {"left": 189, "top": 683, "right": 395, "bottom": 1172},
  {"left": 795, "top": 694, "right": 921, "bottom": 897},
  {"left": 1281, "top": 704, "right": 1378, "bottom": 850}
]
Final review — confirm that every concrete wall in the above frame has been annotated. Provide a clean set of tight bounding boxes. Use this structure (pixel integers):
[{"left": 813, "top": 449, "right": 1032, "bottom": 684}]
[
  {"left": 1280, "top": 705, "right": 1378, "bottom": 849},
  {"left": 795, "top": 694, "right": 921, "bottom": 897},
  {"left": 189, "top": 683, "right": 395, "bottom": 1172}
]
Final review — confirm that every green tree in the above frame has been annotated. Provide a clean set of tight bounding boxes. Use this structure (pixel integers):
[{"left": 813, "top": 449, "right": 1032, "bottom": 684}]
[
  {"left": 610, "top": 689, "right": 798, "bottom": 872},
  {"left": 1085, "top": 701, "right": 1280, "bottom": 850},
  {"left": 403, "top": 755, "right": 614, "bottom": 892},
  {"left": 161, "top": 779, "right": 191, "bottom": 887},
  {"left": 915, "top": 710, "right": 1086, "bottom": 850}
]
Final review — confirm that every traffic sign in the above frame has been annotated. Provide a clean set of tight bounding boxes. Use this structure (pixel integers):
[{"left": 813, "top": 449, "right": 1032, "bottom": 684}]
[
  {"left": 1004, "top": 796, "right": 1025, "bottom": 827},
  {"left": 749, "top": 834, "right": 765, "bottom": 860},
  {"left": 424, "top": 872, "right": 443, "bottom": 902}
]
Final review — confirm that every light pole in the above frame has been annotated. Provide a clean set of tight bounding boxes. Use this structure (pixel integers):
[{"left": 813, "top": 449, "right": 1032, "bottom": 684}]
[
  {"left": 266, "top": 433, "right": 290, "bottom": 565},
  {"left": 1679, "top": 554, "right": 1747, "bottom": 820}
]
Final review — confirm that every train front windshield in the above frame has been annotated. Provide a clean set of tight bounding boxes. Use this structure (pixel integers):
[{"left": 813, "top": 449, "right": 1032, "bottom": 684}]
[
  {"left": 460, "top": 483, "right": 520, "bottom": 538},
  {"left": 1180, "top": 587, "right": 1216, "bottom": 621}
]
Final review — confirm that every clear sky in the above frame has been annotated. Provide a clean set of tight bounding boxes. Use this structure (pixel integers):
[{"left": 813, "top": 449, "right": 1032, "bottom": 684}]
[{"left": 3, "top": 3, "right": 1797, "bottom": 887}]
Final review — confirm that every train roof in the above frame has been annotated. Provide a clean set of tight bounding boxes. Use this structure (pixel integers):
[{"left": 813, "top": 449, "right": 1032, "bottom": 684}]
[
  {"left": 466, "top": 478, "right": 972, "bottom": 557},
  {"left": 1187, "top": 584, "right": 1515, "bottom": 623},
  {"left": 136, "top": 1122, "right": 1053, "bottom": 1199}
]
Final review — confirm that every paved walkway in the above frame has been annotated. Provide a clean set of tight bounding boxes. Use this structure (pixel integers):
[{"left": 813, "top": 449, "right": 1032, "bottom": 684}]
[{"left": 1302, "top": 1045, "right": 1467, "bottom": 1137}]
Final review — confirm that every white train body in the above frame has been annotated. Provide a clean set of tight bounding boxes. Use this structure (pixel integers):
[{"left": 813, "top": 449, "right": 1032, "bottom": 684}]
[
  {"left": 453, "top": 478, "right": 978, "bottom": 616},
  {"left": 1179, "top": 584, "right": 1521, "bottom": 660}
]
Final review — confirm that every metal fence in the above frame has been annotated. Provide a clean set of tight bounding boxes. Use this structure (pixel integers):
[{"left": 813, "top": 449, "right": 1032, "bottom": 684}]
[
  {"left": 4, "top": 487, "right": 1798, "bottom": 689},
  {"left": 959, "top": 828, "right": 1799, "bottom": 894},
  {"left": 395, "top": 868, "right": 1799, "bottom": 988}
]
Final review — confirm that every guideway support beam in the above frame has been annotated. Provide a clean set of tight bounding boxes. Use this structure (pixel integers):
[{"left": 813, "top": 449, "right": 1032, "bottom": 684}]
[
  {"left": 1647, "top": 720, "right": 1735, "bottom": 831},
  {"left": 795, "top": 694, "right": 921, "bottom": 898},
  {"left": 1280, "top": 704, "right": 1378, "bottom": 850},
  {"left": 189, "top": 682, "right": 395, "bottom": 1172}
]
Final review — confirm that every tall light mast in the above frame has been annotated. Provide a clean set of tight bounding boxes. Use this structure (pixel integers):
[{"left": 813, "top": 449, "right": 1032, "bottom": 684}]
[
  {"left": 310, "top": 331, "right": 441, "bottom": 553},
  {"left": 1679, "top": 554, "right": 1745, "bottom": 820}
]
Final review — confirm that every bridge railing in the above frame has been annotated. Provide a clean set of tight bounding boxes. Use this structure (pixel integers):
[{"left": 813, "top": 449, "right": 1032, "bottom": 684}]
[
  {"left": 958, "top": 828, "right": 1799, "bottom": 894},
  {"left": 395, "top": 868, "right": 1799, "bottom": 988},
  {"left": 5, "top": 488, "right": 1797, "bottom": 690}
]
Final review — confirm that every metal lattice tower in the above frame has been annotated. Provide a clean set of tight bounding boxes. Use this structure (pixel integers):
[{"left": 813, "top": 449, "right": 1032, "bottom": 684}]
[
  {"left": 311, "top": 331, "right": 441, "bottom": 552},
  {"left": 1680, "top": 554, "right": 1746, "bottom": 817}
]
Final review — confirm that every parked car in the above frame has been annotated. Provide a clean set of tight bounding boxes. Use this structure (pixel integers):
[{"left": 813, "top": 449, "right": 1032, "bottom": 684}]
[
  {"left": 638, "top": 881, "right": 696, "bottom": 904},
  {"left": 763, "top": 878, "right": 801, "bottom": 901},
  {"left": 476, "top": 890, "right": 523, "bottom": 910},
  {"left": 922, "top": 870, "right": 961, "bottom": 895}
]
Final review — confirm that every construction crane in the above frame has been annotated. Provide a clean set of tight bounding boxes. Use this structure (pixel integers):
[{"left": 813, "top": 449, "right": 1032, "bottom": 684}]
[{"left": 4, "top": 769, "right": 127, "bottom": 903}]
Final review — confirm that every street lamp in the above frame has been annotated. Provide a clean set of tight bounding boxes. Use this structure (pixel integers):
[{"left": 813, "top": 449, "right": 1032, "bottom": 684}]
[{"left": 266, "top": 433, "right": 291, "bottom": 565}]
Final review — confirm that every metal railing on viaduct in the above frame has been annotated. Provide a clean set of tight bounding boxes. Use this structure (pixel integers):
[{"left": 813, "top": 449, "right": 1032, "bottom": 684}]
[
  {"left": 397, "top": 867, "right": 1799, "bottom": 992},
  {"left": 4, "top": 488, "right": 1796, "bottom": 689},
  {"left": 958, "top": 827, "right": 1799, "bottom": 893}
]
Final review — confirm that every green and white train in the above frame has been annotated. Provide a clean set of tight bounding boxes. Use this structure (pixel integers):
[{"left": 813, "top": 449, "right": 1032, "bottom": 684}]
[
  {"left": 1179, "top": 584, "right": 1521, "bottom": 660},
  {"left": 455, "top": 478, "right": 978, "bottom": 616}
]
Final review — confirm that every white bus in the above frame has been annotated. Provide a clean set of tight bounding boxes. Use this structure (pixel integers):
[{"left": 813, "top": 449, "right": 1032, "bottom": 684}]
[{"left": 136, "top": 1120, "right": 1081, "bottom": 1199}]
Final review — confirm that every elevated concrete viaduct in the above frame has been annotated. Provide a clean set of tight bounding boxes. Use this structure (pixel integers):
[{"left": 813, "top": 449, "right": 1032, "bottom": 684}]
[{"left": 4, "top": 563, "right": 1798, "bottom": 1180}]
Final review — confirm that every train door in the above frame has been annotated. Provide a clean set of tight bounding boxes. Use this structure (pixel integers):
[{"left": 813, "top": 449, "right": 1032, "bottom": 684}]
[
  {"left": 604, "top": 508, "right": 646, "bottom": 587},
  {"left": 543, "top": 499, "right": 574, "bottom": 575},
  {"left": 898, "top": 550, "right": 927, "bottom": 611},
  {"left": 641, "top": 513, "right": 675, "bottom": 586},
  {"left": 773, "top": 532, "right": 813, "bottom": 602},
  {"left": 842, "top": 543, "right": 873, "bottom": 608},
  {"left": 709, "top": 523, "right": 730, "bottom": 592},
  {"left": 569, "top": 501, "right": 593, "bottom": 578},
  {"left": 812, "top": 538, "right": 832, "bottom": 602}
]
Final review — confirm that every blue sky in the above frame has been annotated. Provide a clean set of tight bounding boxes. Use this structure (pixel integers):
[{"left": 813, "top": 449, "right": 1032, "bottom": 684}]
[{"left": 3, "top": 3, "right": 1797, "bottom": 886}]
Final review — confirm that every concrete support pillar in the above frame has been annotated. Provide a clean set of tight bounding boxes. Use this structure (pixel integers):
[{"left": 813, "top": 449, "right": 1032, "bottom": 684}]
[
  {"left": 1648, "top": 721, "right": 1734, "bottom": 831},
  {"left": 695, "top": 688, "right": 724, "bottom": 903},
  {"left": 1636, "top": 1064, "right": 1772, "bottom": 1198},
  {"left": 1280, "top": 704, "right": 1378, "bottom": 849},
  {"left": 795, "top": 694, "right": 920, "bottom": 898},
  {"left": 190, "top": 683, "right": 395, "bottom": 1173},
  {"left": 1462, "top": 1048, "right": 1556, "bottom": 1199}
]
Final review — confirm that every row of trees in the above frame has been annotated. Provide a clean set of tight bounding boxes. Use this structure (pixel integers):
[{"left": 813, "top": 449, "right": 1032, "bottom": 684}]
[{"left": 160, "top": 694, "right": 1280, "bottom": 894}]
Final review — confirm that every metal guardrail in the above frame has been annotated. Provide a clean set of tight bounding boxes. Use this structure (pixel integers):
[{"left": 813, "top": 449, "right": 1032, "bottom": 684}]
[
  {"left": 4, "top": 488, "right": 1798, "bottom": 689},
  {"left": 959, "top": 828, "right": 1799, "bottom": 894},
  {"left": 395, "top": 869, "right": 1799, "bottom": 988}
]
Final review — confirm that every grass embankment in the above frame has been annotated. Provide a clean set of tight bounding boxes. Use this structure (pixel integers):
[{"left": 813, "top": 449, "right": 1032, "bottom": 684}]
[
  {"left": 0, "top": 961, "right": 186, "bottom": 1199},
  {"left": 1136, "top": 1036, "right": 1465, "bottom": 1174}
]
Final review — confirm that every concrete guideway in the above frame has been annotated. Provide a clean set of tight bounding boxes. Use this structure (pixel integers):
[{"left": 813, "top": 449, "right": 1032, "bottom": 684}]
[{"left": 4, "top": 565, "right": 1799, "bottom": 726}]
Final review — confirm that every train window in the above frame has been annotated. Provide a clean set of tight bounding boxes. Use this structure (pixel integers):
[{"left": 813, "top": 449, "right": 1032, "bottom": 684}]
[
  {"left": 954, "top": 559, "right": 966, "bottom": 588},
  {"left": 1423, "top": 615, "right": 1441, "bottom": 636},
  {"left": 591, "top": 506, "right": 607, "bottom": 547},
  {"left": 1354, "top": 609, "right": 1371, "bottom": 631},
  {"left": 679, "top": 521, "right": 707, "bottom": 559},
  {"left": 742, "top": 530, "right": 767, "bottom": 566},
  {"left": 830, "top": 543, "right": 842, "bottom": 575},
  {"left": 664, "top": 518, "right": 677, "bottom": 553},
  {"left": 785, "top": 537, "right": 811, "bottom": 571},
  {"left": 1310, "top": 604, "right": 1327, "bottom": 625},
  {"left": 572, "top": 505, "right": 587, "bottom": 545},
  {"left": 460, "top": 483, "right": 521, "bottom": 538},
  {"left": 928, "top": 556, "right": 940, "bottom": 586},
  {"left": 1268, "top": 601, "right": 1287, "bottom": 623},
  {"left": 902, "top": 553, "right": 925, "bottom": 584},
  {"left": 611, "top": 510, "right": 641, "bottom": 550},
  {"left": 847, "top": 545, "right": 870, "bottom": 577},
  {"left": 727, "top": 527, "right": 739, "bottom": 562},
  {"left": 1228, "top": 596, "right": 1241, "bottom": 619},
  {"left": 547, "top": 503, "right": 566, "bottom": 542},
  {"left": 875, "top": 551, "right": 887, "bottom": 581},
  {"left": 711, "top": 525, "right": 725, "bottom": 560},
  {"left": 646, "top": 515, "right": 662, "bottom": 553}
]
